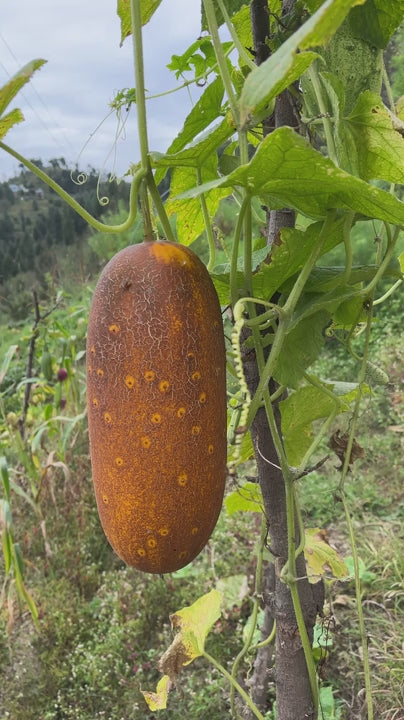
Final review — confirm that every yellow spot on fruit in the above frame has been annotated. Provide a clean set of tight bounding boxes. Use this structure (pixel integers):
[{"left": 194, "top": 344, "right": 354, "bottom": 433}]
[
  {"left": 199, "top": 392, "right": 207, "bottom": 404},
  {"left": 191, "top": 371, "right": 201, "bottom": 381},
  {"left": 191, "top": 527, "right": 199, "bottom": 535},
  {"left": 115, "top": 457, "right": 124, "bottom": 467},
  {"left": 90, "top": 345, "right": 96, "bottom": 354},
  {"left": 97, "top": 368, "right": 104, "bottom": 377},
  {"left": 151, "top": 413, "right": 162, "bottom": 425},
  {"left": 208, "top": 444, "right": 214, "bottom": 455},
  {"left": 179, "top": 550, "right": 187, "bottom": 560},
  {"left": 125, "top": 374, "right": 135, "bottom": 389},
  {"left": 159, "top": 527, "right": 169, "bottom": 536},
  {"left": 88, "top": 365, "right": 92, "bottom": 374},
  {"left": 178, "top": 471, "right": 188, "bottom": 487},
  {"left": 151, "top": 242, "right": 192, "bottom": 267},
  {"left": 159, "top": 379, "right": 170, "bottom": 393},
  {"left": 141, "top": 436, "right": 151, "bottom": 449},
  {"left": 104, "top": 412, "right": 112, "bottom": 424},
  {"left": 137, "top": 548, "right": 146, "bottom": 557},
  {"left": 108, "top": 323, "right": 120, "bottom": 334},
  {"left": 191, "top": 425, "right": 201, "bottom": 436},
  {"left": 102, "top": 494, "right": 108, "bottom": 504},
  {"left": 187, "top": 351, "right": 195, "bottom": 360},
  {"left": 147, "top": 537, "right": 157, "bottom": 549},
  {"left": 177, "top": 407, "right": 186, "bottom": 419},
  {"left": 144, "top": 370, "right": 155, "bottom": 382},
  {"left": 92, "top": 397, "right": 98, "bottom": 407}
]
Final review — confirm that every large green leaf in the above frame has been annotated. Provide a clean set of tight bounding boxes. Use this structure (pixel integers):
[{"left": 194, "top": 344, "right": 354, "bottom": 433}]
[
  {"left": 273, "top": 311, "right": 329, "bottom": 388},
  {"left": 343, "top": 91, "right": 404, "bottom": 183},
  {"left": 349, "top": 0, "right": 404, "bottom": 48},
  {"left": 154, "top": 76, "right": 225, "bottom": 186},
  {"left": 152, "top": 116, "right": 234, "bottom": 170},
  {"left": 0, "top": 59, "right": 46, "bottom": 117},
  {"left": 179, "top": 127, "right": 404, "bottom": 224},
  {"left": 280, "top": 384, "right": 349, "bottom": 465},
  {"left": 252, "top": 219, "right": 345, "bottom": 301},
  {"left": 239, "top": 0, "right": 366, "bottom": 125},
  {"left": 166, "top": 158, "right": 229, "bottom": 245}
]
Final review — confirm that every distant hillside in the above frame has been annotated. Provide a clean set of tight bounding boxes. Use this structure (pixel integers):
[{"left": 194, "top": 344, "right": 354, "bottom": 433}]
[{"left": 0, "top": 159, "right": 130, "bottom": 320}]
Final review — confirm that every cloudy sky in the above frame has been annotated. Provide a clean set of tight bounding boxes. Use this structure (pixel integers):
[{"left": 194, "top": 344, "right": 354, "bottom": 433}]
[{"left": 0, "top": 0, "right": 204, "bottom": 180}]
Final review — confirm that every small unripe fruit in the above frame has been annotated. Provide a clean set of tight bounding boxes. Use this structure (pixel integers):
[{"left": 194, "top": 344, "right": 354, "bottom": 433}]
[{"left": 57, "top": 368, "right": 68, "bottom": 382}]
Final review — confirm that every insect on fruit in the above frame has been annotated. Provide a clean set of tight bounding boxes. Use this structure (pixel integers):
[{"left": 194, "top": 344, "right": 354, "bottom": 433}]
[{"left": 87, "top": 240, "right": 227, "bottom": 574}]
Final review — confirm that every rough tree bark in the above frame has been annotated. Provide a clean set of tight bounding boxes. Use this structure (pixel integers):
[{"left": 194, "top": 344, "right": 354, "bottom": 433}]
[{"left": 241, "top": 2, "right": 321, "bottom": 719}]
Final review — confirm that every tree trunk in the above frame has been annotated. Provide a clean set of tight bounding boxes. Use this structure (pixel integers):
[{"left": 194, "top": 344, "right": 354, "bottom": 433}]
[{"left": 241, "top": 2, "right": 321, "bottom": 718}]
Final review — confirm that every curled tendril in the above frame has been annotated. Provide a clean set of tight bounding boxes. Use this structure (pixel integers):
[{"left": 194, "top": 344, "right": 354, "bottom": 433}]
[{"left": 70, "top": 169, "right": 88, "bottom": 186}]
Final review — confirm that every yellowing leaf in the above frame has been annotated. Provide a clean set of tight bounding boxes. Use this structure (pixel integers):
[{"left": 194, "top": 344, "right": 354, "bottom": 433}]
[
  {"left": 0, "top": 59, "right": 46, "bottom": 117},
  {"left": 142, "top": 590, "right": 222, "bottom": 712},
  {"left": 0, "top": 108, "right": 24, "bottom": 141},
  {"left": 141, "top": 675, "right": 170, "bottom": 711},
  {"left": 304, "top": 528, "right": 349, "bottom": 582},
  {"left": 169, "top": 589, "right": 222, "bottom": 660}
]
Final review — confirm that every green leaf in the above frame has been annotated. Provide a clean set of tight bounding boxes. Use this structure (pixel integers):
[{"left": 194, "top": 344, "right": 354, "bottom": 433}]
[
  {"left": 1, "top": 518, "right": 12, "bottom": 575},
  {"left": 280, "top": 385, "right": 341, "bottom": 465},
  {"left": 343, "top": 91, "right": 404, "bottom": 182},
  {"left": 216, "top": 574, "right": 249, "bottom": 609},
  {"left": 166, "top": 160, "right": 228, "bottom": 245},
  {"left": 0, "top": 59, "right": 46, "bottom": 117},
  {"left": 0, "top": 109, "right": 24, "bottom": 141},
  {"left": 152, "top": 116, "right": 234, "bottom": 170},
  {"left": 117, "top": 0, "right": 162, "bottom": 44},
  {"left": 179, "top": 127, "right": 404, "bottom": 224},
  {"left": 225, "top": 481, "right": 263, "bottom": 515},
  {"left": 0, "top": 344, "right": 18, "bottom": 386},
  {"left": 344, "top": 556, "right": 377, "bottom": 583},
  {"left": 349, "top": 0, "right": 404, "bottom": 48},
  {"left": 273, "top": 311, "right": 329, "bottom": 389},
  {"left": 252, "top": 219, "right": 345, "bottom": 301},
  {"left": 201, "top": 0, "right": 249, "bottom": 30},
  {"left": 317, "top": 17, "right": 383, "bottom": 114},
  {"left": 239, "top": 0, "right": 366, "bottom": 125},
  {"left": 318, "top": 686, "right": 342, "bottom": 719},
  {"left": 154, "top": 76, "right": 225, "bottom": 186},
  {"left": 240, "top": 51, "right": 317, "bottom": 127},
  {"left": 305, "top": 528, "right": 349, "bottom": 581},
  {"left": 0, "top": 456, "right": 10, "bottom": 501}
]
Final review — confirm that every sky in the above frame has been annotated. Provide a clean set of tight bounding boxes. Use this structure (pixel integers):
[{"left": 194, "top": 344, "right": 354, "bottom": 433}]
[{"left": 0, "top": 0, "right": 204, "bottom": 181}]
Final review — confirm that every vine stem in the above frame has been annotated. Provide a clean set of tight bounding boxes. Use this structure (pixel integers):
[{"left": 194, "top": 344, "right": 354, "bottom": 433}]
[
  {"left": 337, "top": 268, "right": 379, "bottom": 720},
  {"left": 307, "top": 63, "right": 339, "bottom": 166},
  {"left": 197, "top": 168, "right": 217, "bottom": 270},
  {"left": 203, "top": 0, "right": 239, "bottom": 126},
  {"left": 0, "top": 141, "right": 144, "bottom": 233},
  {"left": 130, "top": 0, "right": 149, "bottom": 171},
  {"left": 129, "top": 0, "right": 174, "bottom": 243},
  {"left": 202, "top": 651, "right": 265, "bottom": 720}
]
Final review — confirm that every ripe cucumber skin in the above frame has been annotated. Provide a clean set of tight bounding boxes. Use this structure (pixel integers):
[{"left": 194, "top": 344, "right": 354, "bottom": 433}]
[{"left": 87, "top": 241, "right": 227, "bottom": 574}]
